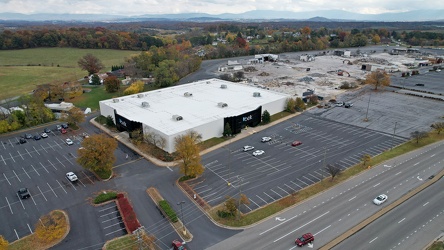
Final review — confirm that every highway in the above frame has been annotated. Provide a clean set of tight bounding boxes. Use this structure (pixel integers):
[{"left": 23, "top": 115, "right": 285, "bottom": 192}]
[
  {"left": 208, "top": 141, "right": 444, "bottom": 250},
  {"left": 333, "top": 176, "right": 444, "bottom": 250}
]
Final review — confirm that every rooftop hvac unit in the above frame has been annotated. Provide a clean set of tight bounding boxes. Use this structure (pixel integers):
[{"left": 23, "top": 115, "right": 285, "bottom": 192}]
[
  {"left": 172, "top": 115, "right": 183, "bottom": 121},
  {"left": 141, "top": 102, "right": 150, "bottom": 108},
  {"left": 137, "top": 94, "right": 144, "bottom": 98},
  {"left": 253, "top": 92, "right": 261, "bottom": 97},
  {"left": 218, "top": 102, "right": 228, "bottom": 108},
  {"left": 112, "top": 98, "right": 119, "bottom": 103},
  {"left": 184, "top": 92, "right": 193, "bottom": 97},
  {"left": 206, "top": 81, "right": 211, "bottom": 84},
  {"left": 220, "top": 84, "right": 227, "bottom": 89}
]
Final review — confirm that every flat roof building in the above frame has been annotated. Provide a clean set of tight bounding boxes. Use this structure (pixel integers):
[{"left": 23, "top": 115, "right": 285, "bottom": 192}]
[{"left": 100, "top": 78, "right": 289, "bottom": 153}]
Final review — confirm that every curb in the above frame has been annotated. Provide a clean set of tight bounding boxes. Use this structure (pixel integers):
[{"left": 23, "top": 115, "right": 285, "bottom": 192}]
[{"left": 320, "top": 168, "right": 444, "bottom": 250}]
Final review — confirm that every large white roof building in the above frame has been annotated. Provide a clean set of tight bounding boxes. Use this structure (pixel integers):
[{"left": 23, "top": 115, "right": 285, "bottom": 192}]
[{"left": 100, "top": 78, "right": 289, "bottom": 153}]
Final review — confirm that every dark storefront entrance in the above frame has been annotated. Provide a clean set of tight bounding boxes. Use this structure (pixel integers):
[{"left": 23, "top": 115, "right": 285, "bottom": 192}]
[
  {"left": 114, "top": 111, "right": 142, "bottom": 137},
  {"left": 224, "top": 106, "right": 262, "bottom": 134}
]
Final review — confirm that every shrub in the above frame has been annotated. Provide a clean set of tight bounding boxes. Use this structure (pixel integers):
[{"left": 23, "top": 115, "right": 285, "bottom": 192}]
[
  {"left": 94, "top": 192, "right": 117, "bottom": 204},
  {"left": 35, "top": 211, "right": 68, "bottom": 244},
  {"left": 117, "top": 194, "right": 141, "bottom": 233},
  {"left": 217, "top": 210, "right": 233, "bottom": 218},
  {"left": 159, "top": 200, "right": 178, "bottom": 222}
]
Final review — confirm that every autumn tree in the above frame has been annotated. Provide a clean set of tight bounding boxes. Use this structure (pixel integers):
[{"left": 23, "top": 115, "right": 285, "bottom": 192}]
[
  {"left": 224, "top": 196, "right": 237, "bottom": 216},
  {"left": 78, "top": 53, "right": 104, "bottom": 75},
  {"left": 262, "top": 110, "right": 271, "bottom": 124},
  {"left": 362, "top": 154, "right": 372, "bottom": 167},
  {"left": 35, "top": 210, "right": 67, "bottom": 244},
  {"left": 295, "top": 97, "right": 306, "bottom": 111},
  {"left": 410, "top": 131, "right": 428, "bottom": 144},
  {"left": 308, "top": 95, "right": 319, "bottom": 105},
  {"left": 175, "top": 131, "right": 204, "bottom": 178},
  {"left": 285, "top": 98, "right": 296, "bottom": 113},
  {"left": 77, "top": 134, "right": 118, "bottom": 179},
  {"left": 372, "top": 34, "right": 381, "bottom": 44},
  {"left": 123, "top": 80, "right": 144, "bottom": 95},
  {"left": 0, "top": 235, "right": 8, "bottom": 250},
  {"left": 365, "top": 70, "right": 391, "bottom": 90},
  {"left": 325, "top": 164, "right": 341, "bottom": 181},
  {"left": 62, "top": 107, "right": 85, "bottom": 127},
  {"left": 431, "top": 122, "right": 444, "bottom": 134},
  {"left": 104, "top": 76, "right": 121, "bottom": 93}
]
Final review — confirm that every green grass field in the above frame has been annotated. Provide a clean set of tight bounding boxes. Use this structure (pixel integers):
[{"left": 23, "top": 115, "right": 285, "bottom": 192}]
[{"left": 0, "top": 48, "right": 140, "bottom": 100}]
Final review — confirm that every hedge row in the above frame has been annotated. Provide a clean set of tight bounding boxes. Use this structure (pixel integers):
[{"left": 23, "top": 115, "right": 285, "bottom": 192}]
[
  {"left": 117, "top": 193, "right": 141, "bottom": 233},
  {"left": 159, "top": 200, "right": 178, "bottom": 223},
  {"left": 94, "top": 192, "right": 117, "bottom": 204}
]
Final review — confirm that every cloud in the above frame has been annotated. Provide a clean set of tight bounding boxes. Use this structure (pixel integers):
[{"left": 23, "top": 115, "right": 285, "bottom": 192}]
[{"left": 0, "top": 0, "right": 442, "bottom": 15}]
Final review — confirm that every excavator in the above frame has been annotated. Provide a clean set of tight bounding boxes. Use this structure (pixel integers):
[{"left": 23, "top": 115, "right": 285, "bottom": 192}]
[{"left": 337, "top": 70, "right": 350, "bottom": 77}]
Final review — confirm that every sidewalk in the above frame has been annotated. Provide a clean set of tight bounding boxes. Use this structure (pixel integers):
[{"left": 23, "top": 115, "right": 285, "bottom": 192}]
[{"left": 90, "top": 112, "right": 300, "bottom": 167}]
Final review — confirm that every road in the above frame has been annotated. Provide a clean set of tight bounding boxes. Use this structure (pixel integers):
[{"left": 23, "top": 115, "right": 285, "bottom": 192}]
[
  {"left": 333, "top": 176, "right": 444, "bottom": 250},
  {"left": 208, "top": 141, "right": 444, "bottom": 250}
]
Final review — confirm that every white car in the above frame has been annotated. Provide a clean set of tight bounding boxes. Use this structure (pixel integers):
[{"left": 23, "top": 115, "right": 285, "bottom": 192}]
[
  {"left": 373, "top": 194, "right": 388, "bottom": 205},
  {"left": 261, "top": 137, "right": 272, "bottom": 142},
  {"left": 243, "top": 145, "right": 254, "bottom": 151},
  {"left": 41, "top": 132, "right": 48, "bottom": 138},
  {"left": 65, "top": 138, "right": 74, "bottom": 145},
  {"left": 252, "top": 150, "right": 265, "bottom": 156},
  {"left": 66, "top": 172, "right": 78, "bottom": 182},
  {"left": 336, "top": 102, "right": 344, "bottom": 107}
]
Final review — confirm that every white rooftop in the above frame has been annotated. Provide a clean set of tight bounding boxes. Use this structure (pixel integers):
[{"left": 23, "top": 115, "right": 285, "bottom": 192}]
[{"left": 100, "top": 78, "right": 289, "bottom": 136}]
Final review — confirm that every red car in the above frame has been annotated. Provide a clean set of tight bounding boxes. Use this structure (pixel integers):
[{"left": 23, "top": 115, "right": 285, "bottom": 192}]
[
  {"left": 295, "top": 233, "right": 314, "bottom": 246},
  {"left": 172, "top": 240, "right": 186, "bottom": 250},
  {"left": 61, "top": 128, "right": 67, "bottom": 134},
  {"left": 292, "top": 141, "right": 302, "bottom": 146}
]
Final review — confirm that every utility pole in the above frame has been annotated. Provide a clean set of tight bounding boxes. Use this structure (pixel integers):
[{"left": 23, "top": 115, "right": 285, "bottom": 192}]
[
  {"left": 322, "top": 147, "right": 327, "bottom": 180},
  {"left": 177, "top": 201, "right": 186, "bottom": 235},
  {"left": 132, "top": 226, "right": 145, "bottom": 250},
  {"left": 237, "top": 176, "right": 244, "bottom": 220},
  {"left": 364, "top": 91, "right": 371, "bottom": 122},
  {"left": 392, "top": 121, "right": 398, "bottom": 149}
]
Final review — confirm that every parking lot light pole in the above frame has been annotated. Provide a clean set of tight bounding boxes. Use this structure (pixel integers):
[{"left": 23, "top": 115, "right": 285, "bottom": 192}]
[
  {"left": 177, "top": 201, "right": 186, "bottom": 235},
  {"left": 364, "top": 91, "right": 371, "bottom": 122}
]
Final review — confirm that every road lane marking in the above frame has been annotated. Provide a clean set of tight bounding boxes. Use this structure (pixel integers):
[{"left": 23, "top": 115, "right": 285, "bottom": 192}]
[
  {"left": 373, "top": 183, "right": 380, "bottom": 187},
  {"left": 369, "top": 237, "right": 378, "bottom": 244},
  {"left": 413, "top": 162, "right": 419, "bottom": 166},
  {"left": 314, "top": 225, "right": 331, "bottom": 236},
  {"left": 395, "top": 171, "right": 401, "bottom": 175},
  {"left": 423, "top": 202, "right": 429, "bottom": 206},
  {"left": 398, "top": 218, "right": 406, "bottom": 223},
  {"left": 348, "top": 196, "right": 356, "bottom": 202},
  {"left": 273, "top": 211, "right": 330, "bottom": 242}
]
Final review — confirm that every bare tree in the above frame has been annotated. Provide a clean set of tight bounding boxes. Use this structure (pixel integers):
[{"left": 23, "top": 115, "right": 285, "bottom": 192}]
[
  {"left": 431, "top": 122, "right": 444, "bottom": 134},
  {"left": 144, "top": 131, "right": 166, "bottom": 149},
  {"left": 410, "top": 131, "right": 428, "bottom": 144},
  {"left": 325, "top": 164, "right": 341, "bottom": 181}
]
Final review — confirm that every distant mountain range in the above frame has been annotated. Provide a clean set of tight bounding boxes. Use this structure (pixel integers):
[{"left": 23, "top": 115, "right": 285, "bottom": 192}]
[{"left": 1, "top": 9, "right": 444, "bottom": 22}]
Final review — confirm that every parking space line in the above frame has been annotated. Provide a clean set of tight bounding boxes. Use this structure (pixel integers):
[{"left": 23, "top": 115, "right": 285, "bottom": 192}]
[
  {"left": 277, "top": 186, "right": 290, "bottom": 195},
  {"left": 5, "top": 197, "right": 13, "bottom": 214},
  {"left": 39, "top": 162, "right": 50, "bottom": 173},
  {"left": 250, "top": 198, "right": 260, "bottom": 208},
  {"left": 47, "top": 183, "right": 58, "bottom": 197},
  {"left": 17, "top": 151, "right": 24, "bottom": 160},
  {"left": 1, "top": 142, "right": 5, "bottom": 149},
  {"left": 264, "top": 192, "right": 276, "bottom": 201},
  {"left": 256, "top": 195, "right": 267, "bottom": 204},
  {"left": 63, "top": 155, "right": 74, "bottom": 165},
  {"left": 99, "top": 206, "right": 117, "bottom": 212},
  {"left": 56, "top": 157, "right": 67, "bottom": 168},
  {"left": 291, "top": 180, "right": 302, "bottom": 189},
  {"left": 308, "top": 173, "right": 321, "bottom": 181},
  {"left": 31, "top": 165, "right": 40, "bottom": 176},
  {"left": 14, "top": 229, "right": 19, "bottom": 240},
  {"left": 297, "top": 178, "right": 309, "bottom": 186},
  {"left": 32, "top": 146, "right": 41, "bottom": 155},
  {"left": 56, "top": 180, "right": 68, "bottom": 194},
  {"left": 102, "top": 215, "right": 122, "bottom": 223},
  {"left": 303, "top": 176, "right": 315, "bottom": 184},
  {"left": 82, "top": 171, "right": 94, "bottom": 184},
  {"left": 25, "top": 148, "right": 33, "bottom": 157},
  {"left": 37, "top": 186, "right": 47, "bottom": 201},
  {"left": 77, "top": 178, "right": 87, "bottom": 187},
  {"left": 22, "top": 167, "right": 31, "bottom": 179},
  {"left": 67, "top": 180, "right": 77, "bottom": 190},
  {"left": 47, "top": 160, "right": 57, "bottom": 170},
  {"left": 103, "top": 222, "right": 122, "bottom": 229},
  {"left": 100, "top": 211, "right": 119, "bottom": 217},
  {"left": 9, "top": 139, "right": 14, "bottom": 148},
  {"left": 27, "top": 223, "right": 33, "bottom": 234},
  {"left": 1, "top": 155, "right": 5, "bottom": 164},
  {"left": 313, "top": 170, "right": 324, "bottom": 179},
  {"left": 18, "top": 194, "right": 25, "bottom": 210},
  {"left": 30, "top": 195, "right": 37, "bottom": 206},
  {"left": 9, "top": 153, "right": 16, "bottom": 162},
  {"left": 3, "top": 173, "right": 11, "bottom": 185},
  {"left": 284, "top": 183, "right": 296, "bottom": 192},
  {"left": 40, "top": 144, "right": 48, "bottom": 153},
  {"left": 105, "top": 228, "right": 125, "bottom": 236},
  {"left": 12, "top": 170, "right": 21, "bottom": 182}
]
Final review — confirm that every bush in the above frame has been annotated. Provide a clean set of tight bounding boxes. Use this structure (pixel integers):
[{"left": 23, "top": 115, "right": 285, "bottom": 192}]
[
  {"left": 117, "top": 194, "right": 141, "bottom": 233},
  {"left": 94, "top": 192, "right": 117, "bottom": 204},
  {"left": 217, "top": 210, "right": 233, "bottom": 218},
  {"left": 159, "top": 200, "right": 178, "bottom": 222},
  {"left": 179, "top": 175, "right": 194, "bottom": 182}
]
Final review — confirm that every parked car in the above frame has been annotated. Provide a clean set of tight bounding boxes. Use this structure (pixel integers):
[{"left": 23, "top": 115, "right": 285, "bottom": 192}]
[
  {"left": 19, "top": 138, "right": 27, "bottom": 144},
  {"left": 34, "top": 134, "right": 41, "bottom": 140},
  {"left": 66, "top": 172, "right": 78, "bottom": 182},
  {"left": 344, "top": 102, "right": 353, "bottom": 108},
  {"left": 82, "top": 132, "right": 90, "bottom": 138},
  {"left": 41, "top": 132, "right": 48, "bottom": 138},
  {"left": 24, "top": 133, "right": 33, "bottom": 139},
  {"left": 65, "top": 138, "right": 74, "bottom": 145},
  {"left": 373, "top": 194, "right": 388, "bottom": 205},
  {"left": 291, "top": 141, "right": 302, "bottom": 146},
  {"left": 172, "top": 240, "right": 186, "bottom": 250},
  {"left": 295, "top": 233, "right": 314, "bottom": 246},
  {"left": 17, "top": 188, "right": 30, "bottom": 199},
  {"left": 61, "top": 123, "right": 69, "bottom": 129},
  {"left": 252, "top": 150, "right": 265, "bottom": 156},
  {"left": 243, "top": 145, "right": 255, "bottom": 151},
  {"left": 44, "top": 128, "right": 51, "bottom": 133},
  {"left": 61, "top": 128, "right": 67, "bottom": 134},
  {"left": 261, "top": 137, "right": 272, "bottom": 142},
  {"left": 335, "top": 102, "right": 344, "bottom": 107},
  {"left": 56, "top": 125, "right": 62, "bottom": 131}
]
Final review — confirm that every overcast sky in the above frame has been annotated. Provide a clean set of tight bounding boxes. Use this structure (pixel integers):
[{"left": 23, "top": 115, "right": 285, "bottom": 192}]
[{"left": 0, "top": 0, "right": 441, "bottom": 15}]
